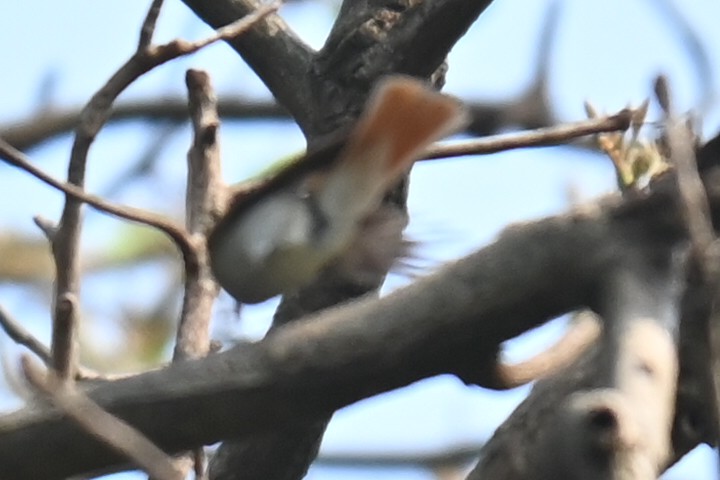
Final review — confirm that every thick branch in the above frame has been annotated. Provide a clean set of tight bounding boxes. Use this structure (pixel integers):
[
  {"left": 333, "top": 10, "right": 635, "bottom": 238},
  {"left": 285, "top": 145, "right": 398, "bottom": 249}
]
[
  {"left": 0, "top": 185, "right": 692, "bottom": 479},
  {"left": 21, "top": 356, "right": 183, "bottom": 480},
  {"left": 317, "top": 0, "right": 494, "bottom": 86},
  {"left": 466, "top": 128, "right": 720, "bottom": 480},
  {"left": 298, "top": 0, "right": 495, "bottom": 137}
]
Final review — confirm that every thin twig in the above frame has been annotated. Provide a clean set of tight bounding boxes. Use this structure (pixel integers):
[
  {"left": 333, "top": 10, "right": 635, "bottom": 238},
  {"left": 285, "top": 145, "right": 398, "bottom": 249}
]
[
  {"left": 138, "top": 0, "right": 165, "bottom": 50},
  {"left": 54, "top": 0, "right": 280, "bottom": 302},
  {"left": 51, "top": 1, "right": 279, "bottom": 402},
  {"left": 0, "top": 138, "right": 193, "bottom": 258},
  {"left": 220, "top": 108, "right": 637, "bottom": 217},
  {"left": 180, "top": 0, "right": 311, "bottom": 133},
  {"left": 0, "top": 305, "right": 52, "bottom": 366},
  {"left": 198, "top": 2, "right": 281, "bottom": 51},
  {"left": 0, "top": 305, "right": 124, "bottom": 381},
  {"left": 421, "top": 109, "right": 634, "bottom": 160},
  {"left": 21, "top": 356, "right": 183, "bottom": 480}
]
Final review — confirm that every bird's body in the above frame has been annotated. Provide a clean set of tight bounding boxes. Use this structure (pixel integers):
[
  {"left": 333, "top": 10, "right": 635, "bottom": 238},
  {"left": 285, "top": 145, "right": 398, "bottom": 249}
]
[
  {"left": 209, "top": 76, "right": 468, "bottom": 304},
  {"left": 211, "top": 188, "right": 349, "bottom": 303}
]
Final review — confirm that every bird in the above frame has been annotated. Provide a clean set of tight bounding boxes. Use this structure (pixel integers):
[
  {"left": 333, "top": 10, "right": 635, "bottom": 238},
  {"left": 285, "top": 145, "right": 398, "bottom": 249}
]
[{"left": 208, "top": 76, "right": 468, "bottom": 304}]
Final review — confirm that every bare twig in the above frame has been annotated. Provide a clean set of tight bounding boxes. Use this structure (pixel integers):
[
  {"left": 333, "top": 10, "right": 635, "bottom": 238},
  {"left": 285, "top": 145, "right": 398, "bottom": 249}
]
[
  {"left": 315, "top": 443, "right": 482, "bottom": 469},
  {"left": 206, "top": 2, "right": 281, "bottom": 48},
  {"left": 654, "top": 76, "right": 672, "bottom": 117},
  {"left": 0, "top": 305, "right": 123, "bottom": 381},
  {"left": 0, "top": 138, "right": 193, "bottom": 258},
  {"left": 49, "top": 6, "right": 282, "bottom": 383},
  {"left": 422, "top": 109, "right": 633, "bottom": 160},
  {"left": 667, "top": 131, "right": 716, "bottom": 257},
  {"left": 180, "top": 0, "right": 313, "bottom": 133},
  {"left": 21, "top": 356, "right": 183, "bottom": 480},
  {"left": 2, "top": 6, "right": 277, "bottom": 427},
  {"left": 217, "top": 108, "right": 635, "bottom": 220},
  {"left": 0, "top": 305, "right": 52, "bottom": 366},
  {"left": 138, "top": 0, "right": 165, "bottom": 50}
]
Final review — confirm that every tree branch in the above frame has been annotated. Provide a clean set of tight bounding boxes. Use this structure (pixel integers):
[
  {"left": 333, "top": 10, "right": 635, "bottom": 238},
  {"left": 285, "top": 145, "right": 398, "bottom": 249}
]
[
  {"left": 0, "top": 305, "right": 53, "bottom": 366},
  {"left": 173, "top": 69, "right": 224, "bottom": 362},
  {"left": 466, "top": 107, "right": 720, "bottom": 480},
  {"left": 469, "top": 232, "right": 686, "bottom": 479},
  {"left": 422, "top": 109, "right": 633, "bottom": 160},
  {"left": 0, "top": 98, "right": 287, "bottom": 152},
  {"left": 0, "top": 175, "right": 698, "bottom": 478},
  {"left": 0, "top": 138, "right": 194, "bottom": 260},
  {"left": 21, "top": 356, "right": 183, "bottom": 480},
  {"left": 38, "top": 1, "right": 278, "bottom": 412},
  {"left": 317, "top": 0, "right": 495, "bottom": 87},
  {"left": 179, "top": 0, "right": 316, "bottom": 131}
]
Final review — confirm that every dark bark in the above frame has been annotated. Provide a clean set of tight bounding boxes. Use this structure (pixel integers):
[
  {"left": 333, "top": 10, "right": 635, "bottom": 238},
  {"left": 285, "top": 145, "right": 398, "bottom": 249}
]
[{"left": 3, "top": 162, "right": 716, "bottom": 478}]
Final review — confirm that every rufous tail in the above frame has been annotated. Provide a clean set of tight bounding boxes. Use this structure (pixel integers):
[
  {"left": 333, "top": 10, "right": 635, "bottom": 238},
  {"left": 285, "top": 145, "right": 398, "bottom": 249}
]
[{"left": 342, "top": 76, "right": 468, "bottom": 184}]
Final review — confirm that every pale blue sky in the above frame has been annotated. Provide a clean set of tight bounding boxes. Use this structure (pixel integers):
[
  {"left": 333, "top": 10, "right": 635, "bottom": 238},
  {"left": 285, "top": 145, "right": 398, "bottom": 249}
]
[{"left": 1, "top": 0, "right": 719, "bottom": 479}]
